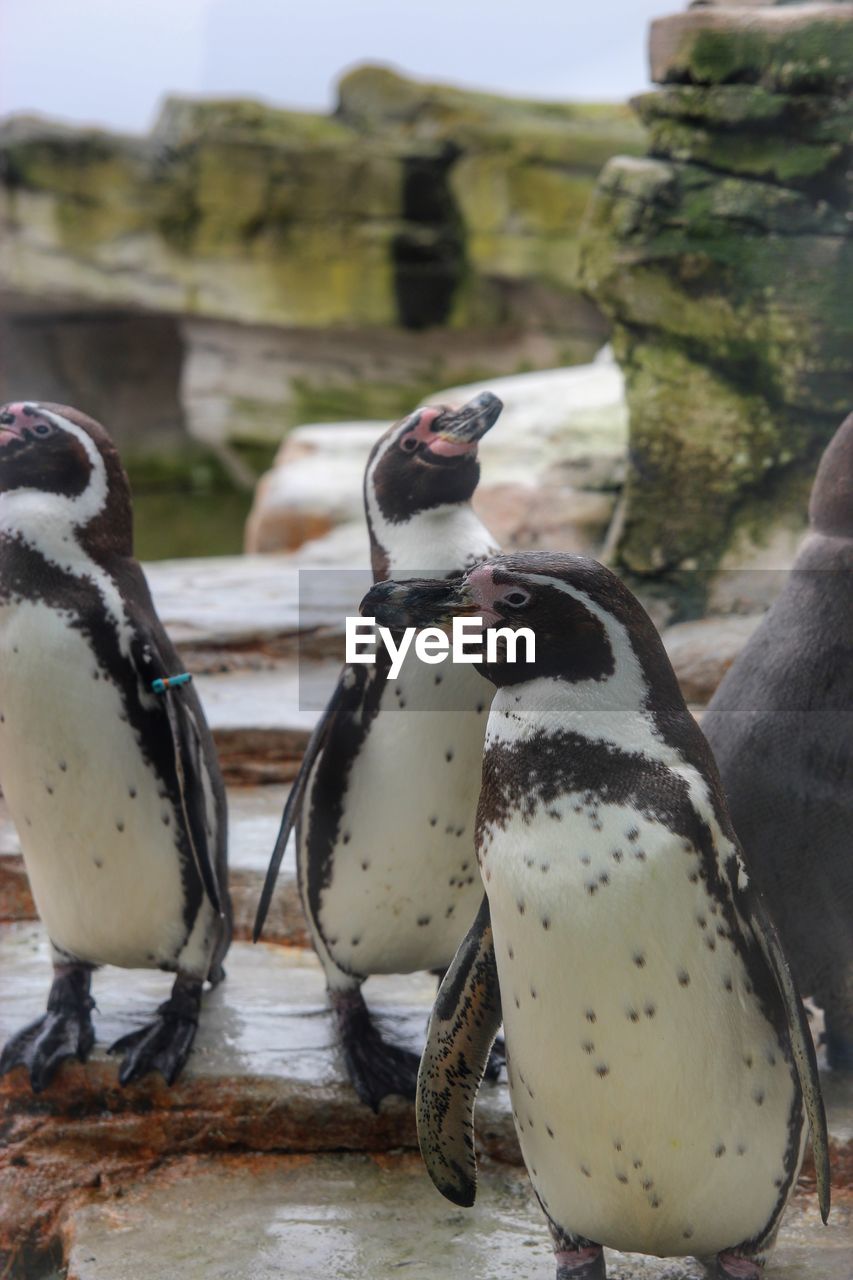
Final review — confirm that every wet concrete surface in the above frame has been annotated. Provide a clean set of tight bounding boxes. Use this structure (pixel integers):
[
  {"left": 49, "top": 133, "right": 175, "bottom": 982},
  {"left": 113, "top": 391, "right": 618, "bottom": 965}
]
[
  {"left": 2, "top": 924, "right": 851, "bottom": 1277},
  {"left": 0, "top": 924, "right": 517, "bottom": 1159},
  {"left": 0, "top": 925, "right": 516, "bottom": 1273},
  {"left": 62, "top": 1154, "right": 852, "bottom": 1280}
]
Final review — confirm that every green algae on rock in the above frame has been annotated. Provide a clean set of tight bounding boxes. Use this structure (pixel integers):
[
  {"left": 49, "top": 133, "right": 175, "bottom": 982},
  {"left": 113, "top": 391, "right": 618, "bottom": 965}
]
[
  {"left": 579, "top": 3, "right": 853, "bottom": 602},
  {"left": 0, "top": 68, "right": 646, "bottom": 464}
]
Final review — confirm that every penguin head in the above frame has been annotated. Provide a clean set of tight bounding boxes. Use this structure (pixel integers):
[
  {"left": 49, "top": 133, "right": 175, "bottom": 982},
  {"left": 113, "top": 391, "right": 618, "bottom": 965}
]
[
  {"left": 365, "top": 392, "right": 502, "bottom": 529},
  {"left": 363, "top": 551, "right": 683, "bottom": 710},
  {"left": 0, "top": 402, "right": 132, "bottom": 555},
  {"left": 809, "top": 411, "right": 853, "bottom": 539}
]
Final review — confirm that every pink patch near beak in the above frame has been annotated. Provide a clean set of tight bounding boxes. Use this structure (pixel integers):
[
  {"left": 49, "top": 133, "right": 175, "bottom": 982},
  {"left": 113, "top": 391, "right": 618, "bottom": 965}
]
[
  {"left": 463, "top": 565, "right": 503, "bottom": 624},
  {"left": 428, "top": 436, "right": 477, "bottom": 458},
  {"left": 400, "top": 405, "right": 479, "bottom": 458},
  {"left": 0, "top": 404, "right": 30, "bottom": 443}
]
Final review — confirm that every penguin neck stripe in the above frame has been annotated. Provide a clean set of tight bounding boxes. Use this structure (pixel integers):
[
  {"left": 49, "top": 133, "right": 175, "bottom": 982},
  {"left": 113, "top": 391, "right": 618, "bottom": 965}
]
[{"left": 0, "top": 408, "right": 136, "bottom": 665}]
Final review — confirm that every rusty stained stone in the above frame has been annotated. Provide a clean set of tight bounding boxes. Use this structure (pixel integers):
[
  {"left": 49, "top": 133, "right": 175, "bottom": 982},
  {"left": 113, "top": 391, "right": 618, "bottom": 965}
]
[
  {"left": 0, "top": 855, "right": 34, "bottom": 924},
  {"left": 54, "top": 1155, "right": 853, "bottom": 1280},
  {"left": 0, "top": 927, "right": 519, "bottom": 1271}
]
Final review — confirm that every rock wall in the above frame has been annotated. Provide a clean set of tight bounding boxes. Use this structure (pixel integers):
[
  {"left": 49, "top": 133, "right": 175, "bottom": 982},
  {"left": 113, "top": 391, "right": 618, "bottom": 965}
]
[
  {"left": 579, "top": 1, "right": 852, "bottom": 611},
  {"left": 0, "top": 69, "right": 645, "bottom": 453}
]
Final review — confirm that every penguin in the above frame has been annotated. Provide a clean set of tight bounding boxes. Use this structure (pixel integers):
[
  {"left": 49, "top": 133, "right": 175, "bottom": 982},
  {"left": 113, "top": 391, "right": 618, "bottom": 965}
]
[
  {"left": 0, "top": 401, "right": 231, "bottom": 1091},
  {"left": 254, "top": 392, "right": 503, "bottom": 1109},
  {"left": 362, "top": 552, "right": 830, "bottom": 1280},
  {"left": 702, "top": 412, "right": 853, "bottom": 1071}
]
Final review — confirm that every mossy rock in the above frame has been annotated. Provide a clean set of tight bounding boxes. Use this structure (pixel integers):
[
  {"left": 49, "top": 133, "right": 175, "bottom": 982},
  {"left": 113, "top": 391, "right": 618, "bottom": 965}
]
[
  {"left": 634, "top": 84, "right": 853, "bottom": 143},
  {"left": 612, "top": 335, "right": 824, "bottom": 578},
  {"left": 337, "top": 65, "right": 647, "bottom": 165},
  {"left": 580, "top": 156, "right": 853, "bottom": 415},
  {"left": 633, "top": 83, "right": 852, "bottom": 184},
  {"left": 0, "top": 122, "right": 154, "bottom": 253},
  {"left": 0, "top": 75, "right": 640, "bottom": 336},
  {"left": 152, "top": 97, "right": 358, "bottom": 150},
  {"left": 641, "top": 116, "right": 843, "bottom": 183},
  {"left": 650, "top": 6, "right": 853, "bottom": 92}
]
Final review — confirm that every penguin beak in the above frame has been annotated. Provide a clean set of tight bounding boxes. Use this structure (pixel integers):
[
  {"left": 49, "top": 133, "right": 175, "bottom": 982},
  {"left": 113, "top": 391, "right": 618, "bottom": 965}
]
[
  {"left": 429, "top": 392, "right": 503, "bottom": 457},
  {"left": 360, "top": 578, "right": 479, "bottom": 630}
]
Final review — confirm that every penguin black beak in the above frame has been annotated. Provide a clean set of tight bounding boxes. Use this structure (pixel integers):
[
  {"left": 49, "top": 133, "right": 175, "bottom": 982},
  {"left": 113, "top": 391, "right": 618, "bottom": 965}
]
[
  {"left": 436, "top": 391, "right": 503, "bottom": 445},
  {"left": 360, "top": 577, "right": 479, "bottom": 630}
]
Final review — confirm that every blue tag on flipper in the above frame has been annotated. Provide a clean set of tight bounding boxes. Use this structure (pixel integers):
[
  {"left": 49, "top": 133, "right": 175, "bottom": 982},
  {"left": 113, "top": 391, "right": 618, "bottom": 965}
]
[{"left": 152, "top": 673, "right": 193, "bottom": 694}]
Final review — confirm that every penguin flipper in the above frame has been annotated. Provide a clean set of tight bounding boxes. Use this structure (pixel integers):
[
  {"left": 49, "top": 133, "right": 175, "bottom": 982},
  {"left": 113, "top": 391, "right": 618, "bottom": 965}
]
[
  {"left": 123, "top": 586, "right": 226, "bottom": 921},
  {"left": 162, "top": 691, "right": 223, "bottom": 917},
  {"left": 748, "top": 891, "right": 831, "bottom": 1223},
  {"left": 416, "top": 895, "right": 502, "bottom": 1208},
  {"left": 253, "top": 666, "right": 364, "bottom": 941}
]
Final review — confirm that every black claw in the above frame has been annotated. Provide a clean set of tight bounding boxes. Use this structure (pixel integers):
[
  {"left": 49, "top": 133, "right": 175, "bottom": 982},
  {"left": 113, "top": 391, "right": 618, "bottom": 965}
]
[
  {"left": 109, "top": 979, "right": 201, "bottom": 1087},
  {"left": 333, "top": 991, "right": 421, "bottom": 1110},
  {"left": 0, "top": 967, "right": 95, "bottom": 1093}
]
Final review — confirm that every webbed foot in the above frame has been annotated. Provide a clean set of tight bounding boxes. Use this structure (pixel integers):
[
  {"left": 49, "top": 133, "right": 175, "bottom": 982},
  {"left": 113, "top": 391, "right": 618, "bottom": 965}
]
[
  {"left": 108, "top": 976, "right": 201, "bottom": 1086},
  {"left": 332, "top": 988, "right": 421, "bottom": 1110},
  {"left": 0, "top": 965, "right": 95, "bottom": 1092},
  {"left": 716, "top": 1254, "right": 762, "bottom": 1279},
  {"left": 555, "top": 1246, "right": 606, "bottom": 1278}
]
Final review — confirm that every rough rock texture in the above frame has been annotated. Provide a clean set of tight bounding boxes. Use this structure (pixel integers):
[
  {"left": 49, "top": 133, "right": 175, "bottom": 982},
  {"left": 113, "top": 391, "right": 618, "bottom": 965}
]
[
  {"left": 0, "top": 927, "right": 520, "bottom": 1274},
  {"left": 0, "top": 923, "right": 849, "bottom": 1276},
  {"left": 337, "top": 67, "right": 644, "bottom": 343},
  {"left": 0, "top": 69, "right": 645, "bottom": 455},
  {"left": 578, "top": 2, "right": 852, "bottom": 610},
  {"left": 661, "top": 613, "right": 763, "bottom": 703},
  {"left": 245, "top": 355, "right": 628, "bottom": 556},
  {"left": 63, "top": 1155, "right": 853, "bottom": 1280}
]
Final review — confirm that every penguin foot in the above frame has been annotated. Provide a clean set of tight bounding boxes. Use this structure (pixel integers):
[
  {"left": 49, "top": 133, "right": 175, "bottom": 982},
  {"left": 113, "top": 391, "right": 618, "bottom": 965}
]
[
  {"left": 0, "top": 965, "right": 95, "bottom": 1093},
  {"left": 715, "top": 1254, "right": 762, "bottom": 1279},
  {"left": 483, "top": 1033, "right": 506, "bottom": 1082},
  {"left": 331, "top": 988, "right": 421, "bottom": 1111},
  {"left": 109, "top": 977, "right": 202, "bottom": 1086},
  {"left": 555, "top": 1246, "right": 606, "bottom": 1278}
]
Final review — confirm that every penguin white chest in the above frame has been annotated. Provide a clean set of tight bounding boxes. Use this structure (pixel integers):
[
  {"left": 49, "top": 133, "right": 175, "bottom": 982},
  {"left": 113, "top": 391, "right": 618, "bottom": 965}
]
[
  {"left": 484, "top": 792, "right": 803, "bottom": 1259},
  {"left": 0, "top": 600, "right": 190, "bottom": 969},
  {"left": 312, "top": 654, "right": 491, "bottom": 975}
]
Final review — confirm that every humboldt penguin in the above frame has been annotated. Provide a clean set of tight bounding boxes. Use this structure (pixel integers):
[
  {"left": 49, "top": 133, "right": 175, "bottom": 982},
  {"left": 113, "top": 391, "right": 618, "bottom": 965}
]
[
  {"left": 703, "top": 412, "right": 853, "bottom": 1070},
  {"left": 255, "top": 392, "right": 503, "bottom": 1109},
  {"left": 363, "top": 552, "right": 829, "bottom": 1279},
  {"left": 0, "top": 401, "right": 231, "bottom": 1091}
]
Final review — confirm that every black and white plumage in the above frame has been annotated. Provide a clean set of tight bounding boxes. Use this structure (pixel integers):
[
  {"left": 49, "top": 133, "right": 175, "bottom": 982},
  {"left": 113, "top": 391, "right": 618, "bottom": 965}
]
[
  {"left": 0, "top": 401, "right": 230, "bottom": 1090},
  {"left": 255, "top": 392, "right": 503, "bottom": 1109},
  {"left": 363, "top": 553, "right": 829, "bottom": 1280},
  {"left": 703, "top": 412, "right": 853, "bottom": 1071}
]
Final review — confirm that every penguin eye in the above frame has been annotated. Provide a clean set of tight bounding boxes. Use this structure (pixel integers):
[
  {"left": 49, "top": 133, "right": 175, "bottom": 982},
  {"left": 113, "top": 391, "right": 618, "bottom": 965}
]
[
  {"left": 502, "top": 590, "right": 530, "bottom": 609},
  {"left": 400, "top": 435, "right": 419, "bottom": 454},
  {"left": 32, "top": 422, "right": 52, "bottom": 438}
]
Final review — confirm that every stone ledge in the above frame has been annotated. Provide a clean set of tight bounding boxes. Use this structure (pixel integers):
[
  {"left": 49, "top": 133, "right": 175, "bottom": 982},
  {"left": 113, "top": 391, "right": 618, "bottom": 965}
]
[
  {"left": 0, "top": 926, "right": 518, "bottom": 1268},
  {"left": 51, "top": 1153, "right": 853, "bottom": 1280},
  {"left": 650, "top": 5, "right": 853, "bottom": 91},
  {"left": 2, "top": 927, "right": 850, "bottom": 1276}
]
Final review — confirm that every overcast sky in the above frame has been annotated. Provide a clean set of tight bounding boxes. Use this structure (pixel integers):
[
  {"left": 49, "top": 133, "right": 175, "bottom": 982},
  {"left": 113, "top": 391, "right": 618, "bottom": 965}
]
[{"left": 0, "top": 0, "right": 668, "bottom": 134}]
